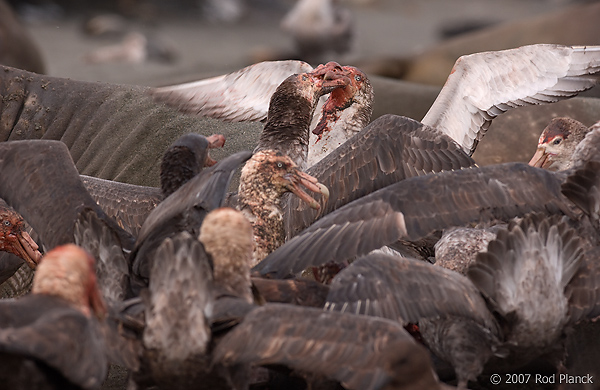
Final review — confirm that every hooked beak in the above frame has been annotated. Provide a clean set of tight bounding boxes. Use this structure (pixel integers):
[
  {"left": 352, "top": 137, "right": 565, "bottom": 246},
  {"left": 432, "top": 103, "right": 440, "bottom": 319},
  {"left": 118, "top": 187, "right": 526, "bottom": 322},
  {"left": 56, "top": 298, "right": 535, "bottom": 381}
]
[
  {"left": 311, "top": 62, "right": 350, "bottom": 95},
  {"left": 528, "top": 147, "right": 549, "bottom": 168},
  {"left": 282, "top": 169, "right": 329, "bottom": 210},
  {"left": 321, "top": 74, "right": 350, "bottom": 95},
  {"left": 204, "top": 134, "right": 226, "bottom": 167},
  {"left": 11, "top": 230, "right": 42, "bottom": 269}
]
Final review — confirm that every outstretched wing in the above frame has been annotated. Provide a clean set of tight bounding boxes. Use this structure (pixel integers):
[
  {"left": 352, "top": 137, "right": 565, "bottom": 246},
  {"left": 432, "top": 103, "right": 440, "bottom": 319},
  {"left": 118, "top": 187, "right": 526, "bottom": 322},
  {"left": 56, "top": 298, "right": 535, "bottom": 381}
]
[
  {"left": 151, "top": 60, "right": 314, "bottom": 122},
  {"left": 256, "top": 163, "right": 573, "bottom": 279},
  {"left": 423, "top": 44, "right": 600, "bottom": 156},
  {"left": 325, "top": 253, "right": 498, "bottom": 333},
  {"left": 81, "top": 175, "right": 162, "bottom": 237},
  {"left": 285, "top": 114, "right": 476, "bottom": 237},
  {"left": 213, "top": 303, "right": 439, "bottom": 390},
  {"left": 0, "top": 140, "right": 132, "bottom": 251}
]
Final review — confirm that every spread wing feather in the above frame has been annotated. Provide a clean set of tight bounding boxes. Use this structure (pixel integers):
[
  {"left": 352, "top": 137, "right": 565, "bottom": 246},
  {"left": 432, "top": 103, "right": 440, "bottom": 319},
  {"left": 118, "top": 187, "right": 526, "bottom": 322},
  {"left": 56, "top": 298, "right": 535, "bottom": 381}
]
[
  {"left": 325, "top": 253, "right": 498, "bottom": 334},
  {"left": 213, "top": 303, "right": 434, "bottom": 390},
  {"left": 0, "top": 140, "right": 133, "bottom": 252},
  {"left": 285, "top": 115, "right": 476, "bottom": 238},
  {"left": 256, "top": 163, "right": 573, "bottom": 278},
  {"left": 151, "top": 60, "right": 314, "bottom": 122},
  {"left": 81, "top": 175, "right": 162, "bottom": 237},
  {"left": 422, "top": 44, "right": 600, "bottom": 156}
]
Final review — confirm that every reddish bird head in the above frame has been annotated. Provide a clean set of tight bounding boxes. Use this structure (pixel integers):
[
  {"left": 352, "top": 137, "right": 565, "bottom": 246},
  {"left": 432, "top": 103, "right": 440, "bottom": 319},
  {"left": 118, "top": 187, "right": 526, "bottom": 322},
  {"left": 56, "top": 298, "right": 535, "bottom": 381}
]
[
  {"left": 313, "top": 65, "right": 373, "bottom": 137},
  {"left": 0, "top": 203, "right": 42, "bottom": 269}
]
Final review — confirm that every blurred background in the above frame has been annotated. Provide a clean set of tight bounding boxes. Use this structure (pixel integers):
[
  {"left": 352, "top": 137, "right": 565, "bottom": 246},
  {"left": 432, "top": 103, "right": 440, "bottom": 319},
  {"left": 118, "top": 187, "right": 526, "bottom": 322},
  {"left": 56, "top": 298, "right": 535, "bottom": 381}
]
[{"left": 2, "top": 0, "right": 598, "bottom": 88}]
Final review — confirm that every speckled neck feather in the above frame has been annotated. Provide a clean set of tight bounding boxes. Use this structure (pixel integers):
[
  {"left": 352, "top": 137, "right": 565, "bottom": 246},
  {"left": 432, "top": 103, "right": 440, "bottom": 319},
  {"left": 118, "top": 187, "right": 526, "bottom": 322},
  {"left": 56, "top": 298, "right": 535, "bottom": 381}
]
[{"left": 238, "top": 151, "right": 291, "bottom": 266}]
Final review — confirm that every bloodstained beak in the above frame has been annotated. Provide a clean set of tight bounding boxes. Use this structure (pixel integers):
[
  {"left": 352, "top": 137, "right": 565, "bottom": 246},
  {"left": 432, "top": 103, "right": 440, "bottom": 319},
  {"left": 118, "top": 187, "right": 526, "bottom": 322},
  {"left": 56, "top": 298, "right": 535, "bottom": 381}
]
[
  {"left": 311, "top": 62, "right": 350, "bottom": 95},
  {"left": 283, "top": 169, "right": 329, "bottom": 210},
  {"left": 12, "top": 230, "right": 42, "bottom": 269},
  {"left": 204, "top": 134, "right": 226, "bottom": 167},
  {"left": 321, "top": 74, "right": 350, "bottom": 95},
  {"left": 528, "top": 147, "right": 549, "bottom": 168}
]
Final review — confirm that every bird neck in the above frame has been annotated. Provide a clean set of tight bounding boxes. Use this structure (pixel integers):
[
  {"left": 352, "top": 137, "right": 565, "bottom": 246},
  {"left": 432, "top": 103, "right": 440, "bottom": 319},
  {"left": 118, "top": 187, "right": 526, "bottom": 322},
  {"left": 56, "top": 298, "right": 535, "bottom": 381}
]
[
  {"left": 256, "top": 86, "right": 317, "bottom": 169},
  {"left": 237, "top": 179, "right": 286, "bottom": 267},
  {"left": 160, "top": 146, "right": 201, "bottom": 197}
]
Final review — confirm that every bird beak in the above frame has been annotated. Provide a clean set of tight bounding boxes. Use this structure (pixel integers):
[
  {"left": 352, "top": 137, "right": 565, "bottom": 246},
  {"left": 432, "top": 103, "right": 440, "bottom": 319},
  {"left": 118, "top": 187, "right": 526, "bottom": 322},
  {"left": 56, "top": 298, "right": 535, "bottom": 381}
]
[
  {"left": 322, "top": 76, "right": 350, "bottom": 94},
  {"left": 311, "top": 62, "right": 350, "bottom": 94},
  {"left": 528, "top": 147, "right": 549, "bottom": 168},
  {"left": 206, "top": 133, "right": 226, "bottom": 149},
  {"left": 12, "top": 230, "right": 42, "bottom": 269},
  {"left": 204, "top": 134, "right": 226, "bottom": 167},
  {"left": 283, "top": 169, "right": 329, "bottom": 210}
]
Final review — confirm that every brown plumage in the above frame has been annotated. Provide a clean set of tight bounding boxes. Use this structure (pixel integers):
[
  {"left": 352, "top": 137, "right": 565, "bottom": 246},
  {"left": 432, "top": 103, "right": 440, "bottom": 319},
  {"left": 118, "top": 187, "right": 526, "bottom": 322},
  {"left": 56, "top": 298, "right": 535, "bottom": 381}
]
[
  {"left": 253, "top": 68, "right": 350, "bottom": 169},
  {"left": 129, "top": 151, "right": 252, "bottom": 296},
  {"left": 285, "top": 114, "right": 477, "bottom": 239},
  {"left": 0, "top": 140, "right": 134, "bottom": 302},
  {"left": 226, "top": 64, "right": 354, "bottom": 265},
  {"left": 469, "top": 213, "right": 600, "bottom": 369},
  {"left": 251, "top": 276, "right": 330, "bottom": 308},
  {"left": 82, "top": 132, "right": 225, "bottom": 237},
  {"left": 79, "top": 176, "right": 162, "bottom": 238},
  {"left": 0, "top": 244, "right": 108, "bottom": 390},
  {"left": 213, "top": 303, "right": 446, "bottom": 390},
  {"left": 238, "top": 150, "right": 329, "bottom": 266},
  {"left": 0, "top": 133, "right": 233, "bottom": 300},
  {"left": 325, "top": 209, "right": 600, "bottom": 387},
  {"left": 150, "top": 60, "right": 375, "bottom": 169},
  {"left": 159, "top": 133, "right": 226, "bottom": 197},
  {"left": 110, "top": 207, "right": 449, "bottom": 390},
  {"left": 102, "top": 210, "right": 252, "bottom": 390},
  {"left": 256, "top": 162, "right": 575, "bottom": 279},
  {"left": 325, "top": 253, "right": 502, "bottom": 389}
]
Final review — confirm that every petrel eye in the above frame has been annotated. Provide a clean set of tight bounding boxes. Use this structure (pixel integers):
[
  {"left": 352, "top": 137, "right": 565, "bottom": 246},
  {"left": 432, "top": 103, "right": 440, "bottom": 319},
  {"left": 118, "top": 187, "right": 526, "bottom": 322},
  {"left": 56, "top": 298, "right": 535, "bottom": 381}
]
[{"left": 553, "top": 138, "right": 562, "bottom": 145}]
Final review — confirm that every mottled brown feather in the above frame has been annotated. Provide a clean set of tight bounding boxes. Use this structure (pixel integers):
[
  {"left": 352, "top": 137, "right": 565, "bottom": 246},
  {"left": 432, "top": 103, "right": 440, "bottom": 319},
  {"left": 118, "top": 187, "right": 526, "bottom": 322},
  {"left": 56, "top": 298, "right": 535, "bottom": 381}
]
[
  {"left": 213, "top": 303, "right": 441, "bottom": 390},
  {"left": 0, "top": 140, "right": 132, "bottom": 252},
  {"left": 285, "top": 115, "right": 476, "bottom": 238},
  {"left": 251, "top": 277, "right": 330, "bottom": 308},
  {"left": 325, "top": 253, "right": 498, "bottom": 334},
  {"left": 81, "top": 175, "right": 162, "bottom": 237},
  {"left": 256, "top": 163, "right": 573, "bottom": 278}
]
